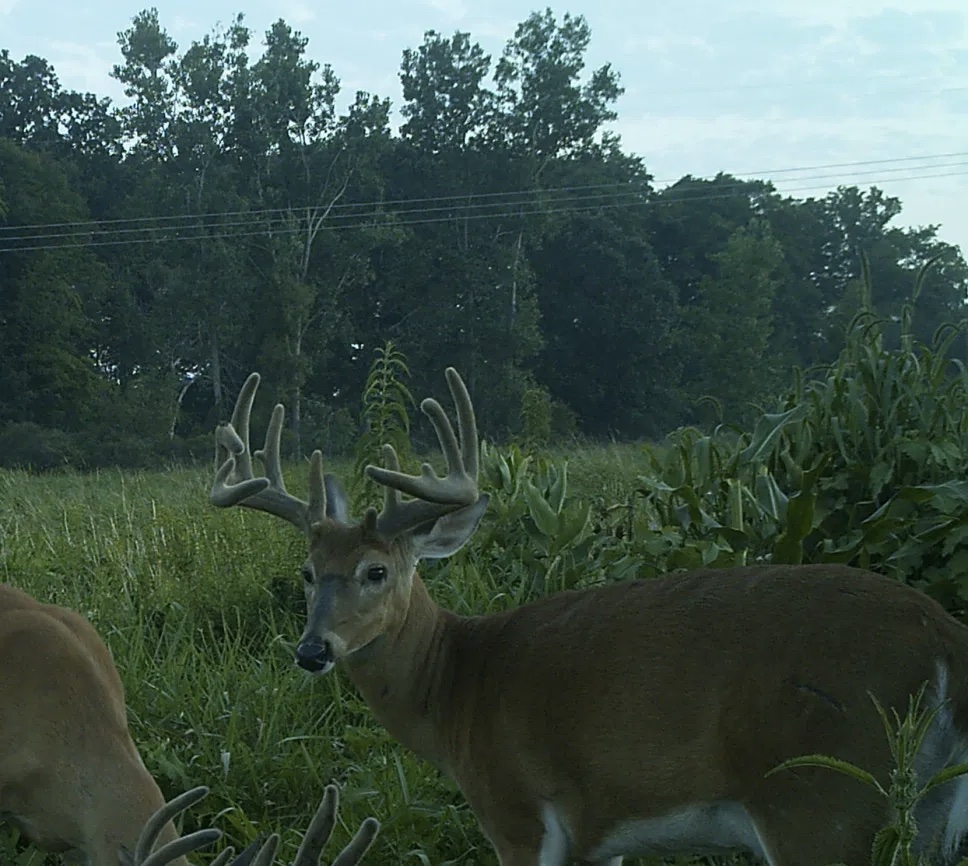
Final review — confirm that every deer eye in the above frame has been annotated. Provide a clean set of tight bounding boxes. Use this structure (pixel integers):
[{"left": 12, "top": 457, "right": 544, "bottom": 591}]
[
  {"left": 301, "top": 566, "right": 314, "bottom": 584},
  {"left": 366, "top": 565, "right": 388, "bottom": 583}
]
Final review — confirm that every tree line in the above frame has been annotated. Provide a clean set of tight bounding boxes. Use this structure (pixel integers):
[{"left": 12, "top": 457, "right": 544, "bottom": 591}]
[{"left": 1, "top": 6, "right": 966, "bottom": 468}]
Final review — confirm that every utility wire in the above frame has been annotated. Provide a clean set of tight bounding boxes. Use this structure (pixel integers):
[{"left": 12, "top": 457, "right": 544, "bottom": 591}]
[
  {"left": 1, "top": 149, "right": 965, "bottom": 237},
  {"left": 5, "top": 159, "right": 967, "bottom": 246},
  {"left": 2, "top": 165, "right": 966, "bottom": 254}
]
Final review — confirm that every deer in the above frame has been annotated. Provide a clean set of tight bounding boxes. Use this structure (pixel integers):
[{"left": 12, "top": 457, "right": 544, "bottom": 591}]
[
  {"left": 0, "top": 582, "right": 378, "bottom": 866},
  {"left": 210, "top": 366, "right": 968, "bottom": 866}
]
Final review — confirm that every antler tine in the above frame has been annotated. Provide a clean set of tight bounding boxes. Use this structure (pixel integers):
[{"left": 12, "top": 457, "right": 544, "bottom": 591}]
[
  {"left": 329, "top": 818, "right": 379, "bottom": 866},
  {"left": 293, "top": 784, "right": 380, "bottom": 866},
  {"left": 292, "top": 784, "right": 339, "bottom": 866},
  {"left": 445, "top": 366, "right": 479, "bottom": 481},
  {"left": 140, "top": 829, "right": 223, "bottom": 866},
  {"left": 211, "top": 785, "right": 377, "bottom": 866},
  {"left": 129, "top": 786, "right": 222, "bottom": 866},
  {"left": 225, "top": 372, "right": 261, "bottom": 480},
  {"left": 370, "top": 445, "right": 450, "bottom": 538},
  {"left": 134, "top": 786, "right": 211, "bottom": 865},
  {"left": 366, "top": 368, "right": 481, "bottom": 539},
  {"left": 135, "top": 783, "right": 379, "bottom": 866},
  {"left": 211, "top": 372, "right": 328, "bottom": 533},
  {"left": 214, "top": 844, "right": 244, "bottom": 866},
  {"left": 249, "top": 833, "right": 281, "bottom": 866}
]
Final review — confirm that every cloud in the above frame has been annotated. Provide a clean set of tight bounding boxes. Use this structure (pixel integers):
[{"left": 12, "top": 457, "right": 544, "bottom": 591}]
[
  {"left": 611, "top": 105, "right": 968, "bottom": 254},
  {"left": 284, "top": 2, "right": 316, "bottom": 24},
  {"left": 46, "top": 40, "right": 121, "bottom": 97},
  {"left": 171, "top": 15, "right": 199, "bottom": 34},
  {"left": 733, "top": 0, "right": 968, "bottom": 28},
  {"left": 422, "top": 0, "right": 469, "bottom": 21}
]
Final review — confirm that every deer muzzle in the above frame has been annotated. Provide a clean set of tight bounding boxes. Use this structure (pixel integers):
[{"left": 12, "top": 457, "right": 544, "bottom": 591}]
[{"left": 295, "top": 637, "right": 334, "bottom": 673}]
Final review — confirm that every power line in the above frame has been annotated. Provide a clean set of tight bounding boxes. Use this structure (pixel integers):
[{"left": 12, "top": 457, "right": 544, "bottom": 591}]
[
  {"left": 2, "top": 165, "right": 965, "bottom": 254},
  {"left": 1, "top": 150, "right": 965, "bottom": 237},
  {"left": 4, "top": 158, "right": 967, "bottom": 246}
]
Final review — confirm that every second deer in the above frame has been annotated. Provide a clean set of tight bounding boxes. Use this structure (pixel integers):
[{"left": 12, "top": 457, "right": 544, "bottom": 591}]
[{"left": 0, "top": 583, "right": 378, "bottom": 866}]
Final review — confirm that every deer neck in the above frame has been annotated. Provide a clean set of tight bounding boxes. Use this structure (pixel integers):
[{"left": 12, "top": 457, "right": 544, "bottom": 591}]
[
  {"left": 94, "top": 749, "right": 187, "bottom": 866},
  {"left": 343, "top": 571, "right": 461, "bottom": 772}
]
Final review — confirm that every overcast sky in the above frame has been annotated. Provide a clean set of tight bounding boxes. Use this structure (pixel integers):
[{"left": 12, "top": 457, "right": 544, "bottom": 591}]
[{"left": 4, "top": 0, "right": 967, "bottom": 255}]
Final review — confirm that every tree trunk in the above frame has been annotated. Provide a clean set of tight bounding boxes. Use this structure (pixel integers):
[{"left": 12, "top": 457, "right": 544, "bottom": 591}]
[
  {"left": 291, "top": 326, "right": 304, "bottom": 459},
  {"left": 169, "top": 379, "right": 195, "bottom": 441},
  {"left": 291, "top": 389, "right": 302, "bottom": 460},
  {"left": 210, "top": 323, "right": 223, "bottom": 408}
]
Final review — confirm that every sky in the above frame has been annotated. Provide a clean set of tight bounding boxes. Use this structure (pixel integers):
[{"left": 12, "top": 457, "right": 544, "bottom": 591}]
[{"left": 3, "top": 0, "right": 968, "bottom": 256}]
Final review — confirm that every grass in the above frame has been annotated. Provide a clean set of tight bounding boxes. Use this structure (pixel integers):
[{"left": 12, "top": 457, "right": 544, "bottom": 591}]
[{"left": 0, "top": 442, "right": 658, "bottom": 866}]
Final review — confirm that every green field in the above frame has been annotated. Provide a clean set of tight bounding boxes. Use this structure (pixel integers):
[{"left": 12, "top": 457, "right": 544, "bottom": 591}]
[
  {"left": 7, "top": 294, "right": 968, "bottom": 866},
  {"left": 0, "top": 443, "right": 656, "bottom": 866}
]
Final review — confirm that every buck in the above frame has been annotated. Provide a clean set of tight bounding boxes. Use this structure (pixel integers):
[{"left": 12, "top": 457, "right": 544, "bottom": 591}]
[
  {"left": 0, "top": 583, "right": 379, "bottom": 866},
  {"left": 211, "top": 367, "right": 968, "bottom": 866}
]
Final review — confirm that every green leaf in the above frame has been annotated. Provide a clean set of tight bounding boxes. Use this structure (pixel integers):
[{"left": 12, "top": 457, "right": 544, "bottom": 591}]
[
  {"left": 754, "top": 467, "right": 788, "bottom": 521},
  {"left": 552, "top": 504, "right": 591, "bottom": 552},
  {"left": 920, "top": 761, "right": 968, "bottom": 796},
  {"left": 547, "top": 464, "right": 568, "bottom": 514},
  {"left": 766, "top": 754, "right": 882, "bottom": 793},
  {"left": 739, "top": 403, "right": 808, "bottom": 465},
  {"left": 869, "top": 825, "right": 902, "bottom": 866},
  {"left": 523, "top": 479, "right": 559, "bottom": 538},
  {"left": 772, "top": 490, "right": 816, "bottom": 564}
]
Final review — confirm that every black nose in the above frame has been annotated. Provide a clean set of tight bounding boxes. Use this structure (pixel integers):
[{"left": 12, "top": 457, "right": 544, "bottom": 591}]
[{"left": 295, "top": 638, "right": 332, "bottom": 672}]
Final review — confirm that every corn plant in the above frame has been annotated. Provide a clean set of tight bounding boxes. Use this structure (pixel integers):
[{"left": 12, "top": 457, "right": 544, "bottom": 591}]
[{"left": 352, "top": 341, "right": 415, "bottom": 510}]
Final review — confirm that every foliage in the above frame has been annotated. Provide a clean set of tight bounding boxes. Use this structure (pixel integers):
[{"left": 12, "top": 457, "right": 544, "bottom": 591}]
[
  {"left": 761, "top": 259, "right": 968, "bottom": 614},
  {"left": 768, "top": 683, "right": 968, "bottom": 866},
  {"left": 618, "top": 260, "right": 968, "bottom": 621},
  {"left": 5, "top": 274, "right": 968, "bottom": 863},
  {"left": 351, "top": 341, "right": 415, "bottom": 510},
  {"left": 0, "top": 421, "right": 80, "bottom": 471},
  {"left": 517, "top": 381, "right": 553, "bottom": 449},
  {"left": 1, "top": 10, "right": 966, "bottom": 463}
]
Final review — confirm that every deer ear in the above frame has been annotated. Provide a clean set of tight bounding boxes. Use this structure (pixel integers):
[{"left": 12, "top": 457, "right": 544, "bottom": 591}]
[{"left": 412, "top": 495, "right": 489, "bottom": 560}]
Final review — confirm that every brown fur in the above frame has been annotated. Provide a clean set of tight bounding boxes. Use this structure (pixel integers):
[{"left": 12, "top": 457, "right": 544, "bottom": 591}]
[
  {"left": 0, "top": 584, "right": 186, "bottom": 866},
  {"left": 307, "top": 551, "right": 968, "bottom": 866},
  {"left": 215, "top": 368, "right": 968, "bottom": 866}
]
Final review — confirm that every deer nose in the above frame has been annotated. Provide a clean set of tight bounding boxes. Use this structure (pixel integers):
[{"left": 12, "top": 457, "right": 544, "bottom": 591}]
[{"left": 295, "top": 637, "right": 332, "bottom": 672}]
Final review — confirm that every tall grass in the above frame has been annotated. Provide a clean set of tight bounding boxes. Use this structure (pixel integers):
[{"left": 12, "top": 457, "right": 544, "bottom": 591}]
[
  {"left": 0, "top": 448, "right": 652, "bottom": 866},
  {"left": 6, "top": 269, "right": 968, "bottom": 866}
]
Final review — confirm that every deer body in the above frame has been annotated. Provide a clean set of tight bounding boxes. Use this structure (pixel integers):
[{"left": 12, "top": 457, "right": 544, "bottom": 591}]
[
  {"left": 0, "top": 584, "right": 187, "bottom": 866},
  {"left": 342, "top": 564, "right": 968, "bottom": 866},
  {"left": 211, "top": 368, "right": 968, "bottom": 866}
]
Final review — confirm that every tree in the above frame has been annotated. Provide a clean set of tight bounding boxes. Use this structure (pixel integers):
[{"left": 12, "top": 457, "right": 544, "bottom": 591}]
[
  {"left": 0, "top": 141, "right": 108, "bottom": 430},
  {"left": 488, "top": 8, "right": 623, "bottom": 167},
  {"left": 243, "top": 20, "right": 394, "bottom": 455},
  {"left": 675, "top": 221, "right": 785, "bottom": 425},
  {"left": 112, "top": 7, "right": 177, "bottom": 159},
  {"left": 400, "top": 30, "right": 493, "bottom": 153},
  {"left": 0, "top": 51, "right": 63, "bottom": 146},
  {"left": 528, "top": 203, "right": 678, "bottom": 438}
]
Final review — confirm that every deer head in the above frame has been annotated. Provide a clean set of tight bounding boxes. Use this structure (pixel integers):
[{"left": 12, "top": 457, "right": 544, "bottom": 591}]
[{"left": 210, "top": 368, "right": 489, "bottom": 675}]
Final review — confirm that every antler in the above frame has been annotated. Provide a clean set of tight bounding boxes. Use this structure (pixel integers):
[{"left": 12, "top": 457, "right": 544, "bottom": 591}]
[
  {"left": 127, "top": 783, "right": 380, "bottom": 866},
  {"left": 243, "top": 784, "right": 380, "bottom": 866},
  {"left": 366, "top": 367, "right": 481, "bottom": 538},
  {"left": 210, "top": 373, "right": 327, "bottom": 534},
  {"left": 122, "top": 786, "right": 228, "bottom": 866}
]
